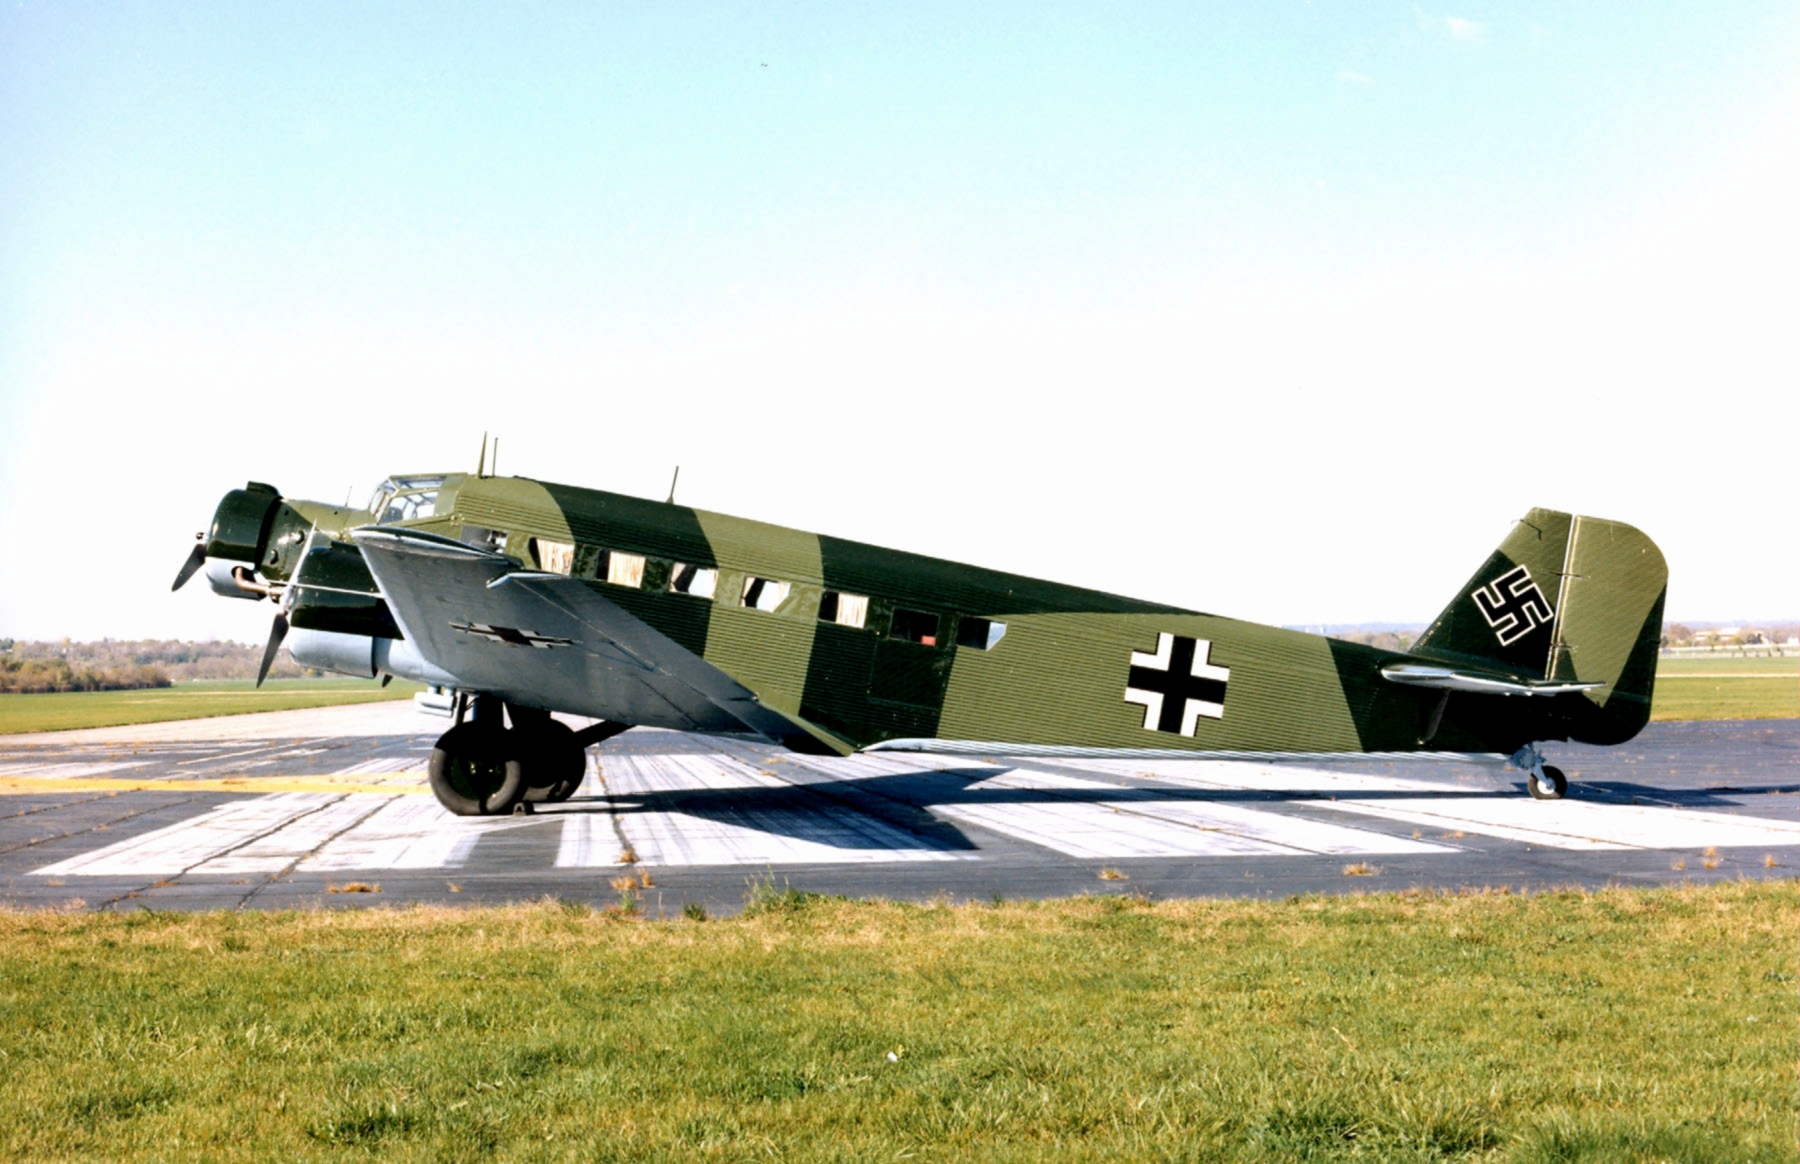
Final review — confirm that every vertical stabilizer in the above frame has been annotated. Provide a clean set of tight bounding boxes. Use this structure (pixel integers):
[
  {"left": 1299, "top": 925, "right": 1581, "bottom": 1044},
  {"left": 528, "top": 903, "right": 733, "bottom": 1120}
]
[{"left": 1412, "top": 508, "right": 1667, "bottom": 743}]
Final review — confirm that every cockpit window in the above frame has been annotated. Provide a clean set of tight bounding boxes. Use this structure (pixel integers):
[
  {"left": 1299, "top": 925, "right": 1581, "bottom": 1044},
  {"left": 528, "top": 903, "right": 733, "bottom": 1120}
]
[
  {"left": 379, "top": 491, "right": 438, "bottom": 524},
  {"left": 369, "top": 476, "right": 446, "bottom": 516}
]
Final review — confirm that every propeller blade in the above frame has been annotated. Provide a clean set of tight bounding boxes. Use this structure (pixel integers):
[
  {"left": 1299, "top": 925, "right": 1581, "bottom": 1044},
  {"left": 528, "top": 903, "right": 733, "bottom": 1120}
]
[
  {"left": 171, "top": 540, "right": 208, "bottom": 591},
  {"left": 256, "top": 613, "right": 289, "bottom": 688}
]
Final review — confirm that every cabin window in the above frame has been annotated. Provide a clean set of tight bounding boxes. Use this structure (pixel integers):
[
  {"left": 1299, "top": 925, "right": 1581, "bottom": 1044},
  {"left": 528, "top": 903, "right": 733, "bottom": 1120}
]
[
  {"left": 601, "top": 549, "right": 647, "bottom": 588},
  {"left": 461, "top": 525, "right": 507, "bottom": 552},
  {"left": 889, "top": 608, "right": 941, "bottom": 646},
  {"left": 740, "top": 576, "right": 792, "bottom": 613},
  {"left": 819, "top": 591, "right": 869, "bottom": 629},
  {"left": 533, "top": 539, "right": 577, "bottom": 575},
  {"left": 668, "top": 562, "right": 717, "bottom": 599},
  {"left": 957, "top": 617, "right": 1008, "bottom": 650}
]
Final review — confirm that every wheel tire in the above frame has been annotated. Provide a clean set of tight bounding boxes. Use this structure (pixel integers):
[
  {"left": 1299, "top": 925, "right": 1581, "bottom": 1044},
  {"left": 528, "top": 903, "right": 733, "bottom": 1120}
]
[
  {"left": 522, "top": 719, "right": 588, "bottom": 804},
  {"left": 1528, "top": 764, "right": 1568, "bottom": 800},
  {"left": 429, "top": 723, "right": 527, "bottom": 816}
]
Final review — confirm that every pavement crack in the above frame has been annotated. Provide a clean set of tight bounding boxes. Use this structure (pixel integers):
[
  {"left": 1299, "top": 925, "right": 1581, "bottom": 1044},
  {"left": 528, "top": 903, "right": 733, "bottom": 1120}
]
[
  {"left": 97, "top": 795, "right": 349, "bottom": 911},
  {"left": 594, "top": 753, "right": 636, "bottom": 861},
  {"left": 237, "top": 795, "right": 392, "bottom": 910},
  {"left": 0, "top": 796, "right": 208, "bottom": 860}
]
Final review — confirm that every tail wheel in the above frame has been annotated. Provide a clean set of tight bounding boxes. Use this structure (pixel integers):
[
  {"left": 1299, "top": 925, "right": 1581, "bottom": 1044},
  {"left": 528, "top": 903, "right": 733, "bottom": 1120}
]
[
  {"left": 429, "top": 722, "right": 526, "bottom": 816},
  {"left": 522, "top": 719, "right": 588, "bottom": 804},
  {"left": 1528, "top": 764, "right": 1568, "bottom": 800}
]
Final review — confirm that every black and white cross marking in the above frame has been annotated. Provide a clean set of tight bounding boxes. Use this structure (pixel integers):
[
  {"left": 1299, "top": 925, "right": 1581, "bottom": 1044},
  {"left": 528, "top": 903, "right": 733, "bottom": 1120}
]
[
  {"left": 450, "top": 621, "right": 576, "bottom": 649},
  {"left": 1123, "top": 632, "right": 1230, "bottom": 736},
  {"left": 1471, "top": 564, "right": 1554, "bottom": 647}
]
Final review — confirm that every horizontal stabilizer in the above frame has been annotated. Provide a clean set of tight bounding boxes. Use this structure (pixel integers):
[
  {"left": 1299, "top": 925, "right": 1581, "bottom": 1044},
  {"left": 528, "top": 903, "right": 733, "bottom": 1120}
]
[{"left": 1379, "top": 663, "right": 1603, "bottom": 698}]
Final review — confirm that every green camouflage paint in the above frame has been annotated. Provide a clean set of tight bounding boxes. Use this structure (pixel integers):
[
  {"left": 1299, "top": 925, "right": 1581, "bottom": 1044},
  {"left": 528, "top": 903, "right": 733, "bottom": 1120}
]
[{"left": 217, "top": 474, "right": 1668, "bottom": 759}]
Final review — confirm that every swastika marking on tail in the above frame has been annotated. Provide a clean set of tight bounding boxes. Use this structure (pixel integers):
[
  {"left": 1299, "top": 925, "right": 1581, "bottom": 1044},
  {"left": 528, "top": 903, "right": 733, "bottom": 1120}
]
[{"left": 1471, "top": 565, "right": 1554, "bottom": 647}]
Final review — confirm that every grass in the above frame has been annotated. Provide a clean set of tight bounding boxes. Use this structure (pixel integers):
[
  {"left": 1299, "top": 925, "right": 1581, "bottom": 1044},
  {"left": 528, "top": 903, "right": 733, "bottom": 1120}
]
[
  {"left": 0, "top": 881, "right": 1793, "bottom": 1162},
  {"left": 1652, "top": 655, "right": 1798, "bottom": 721},
  {"left": 0, "top": 678, "right": 423, "bottom": 735}
]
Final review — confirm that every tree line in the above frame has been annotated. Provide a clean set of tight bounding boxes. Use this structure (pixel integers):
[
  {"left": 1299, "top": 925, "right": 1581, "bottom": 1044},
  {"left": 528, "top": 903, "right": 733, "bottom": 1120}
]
[{"left": 0, "top": 639, "right": 310, "bottom": 692}]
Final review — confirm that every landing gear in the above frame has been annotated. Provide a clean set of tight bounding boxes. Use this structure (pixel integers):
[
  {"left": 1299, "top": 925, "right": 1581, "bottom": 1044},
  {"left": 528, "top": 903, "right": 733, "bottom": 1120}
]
[
  {"left": 513, "top": 709, "right": 588, "bottom": 805},
  {"left": 426, "top": 696, "right": 593, "bottom": 816},
  {"left": 1510, "top": 744, "right": 1567, "bottom": 801},
  {"left": 1529, "top": 765, "right": 1568, "bottom": 800},
  {"left": 429, "top": 720, "right": 526, "bottom": 816}
]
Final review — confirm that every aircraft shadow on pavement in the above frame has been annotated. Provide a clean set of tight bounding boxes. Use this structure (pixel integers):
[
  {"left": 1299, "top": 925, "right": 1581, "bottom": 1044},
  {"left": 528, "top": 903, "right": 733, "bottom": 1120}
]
[
  {"left": 531, "top": 762, "right": 1675, "bottom": 856},
  {"left": 1572, "top": 780, "right": 1800, "bottom": 808}
]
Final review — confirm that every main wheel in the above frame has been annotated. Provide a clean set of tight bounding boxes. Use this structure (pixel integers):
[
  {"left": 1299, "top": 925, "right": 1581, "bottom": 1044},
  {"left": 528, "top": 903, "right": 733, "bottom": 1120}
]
[
  {"left": 522, "top": 719, "right": 588, "bottom": 804},
  {"left": 1528, "top": 764, "right": 1568, "bottom": 800},
  {"left": 429, "top": 722, "right": 526, "bottom": 816}
]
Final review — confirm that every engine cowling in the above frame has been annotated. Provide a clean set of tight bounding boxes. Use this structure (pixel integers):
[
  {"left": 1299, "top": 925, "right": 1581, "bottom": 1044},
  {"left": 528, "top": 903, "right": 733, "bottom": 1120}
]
[{"left": 199, "top": 483, "right": 314, "bottom": 583}]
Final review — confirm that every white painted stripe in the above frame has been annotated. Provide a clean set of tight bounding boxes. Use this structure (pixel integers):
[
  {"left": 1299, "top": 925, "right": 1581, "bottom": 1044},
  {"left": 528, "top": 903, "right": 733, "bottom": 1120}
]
[
  {"left": 300, "top": 798, "right": 526, "bottom": 870},
  {"left": 1132, "top": 800, "right": 1452, "bottom": 855},
  {"left": 617, "top": 807, "right": 957, "bottom": 866},
  {"left": 328, "top": 756, "right": 428, "bottom": 777},
  {"left": 591, "top": 751, "right": 958, "bottom": 866},
  {"left": 0, "top": 760, "right": 153, "bottom": 778},
  {"left": 1318, "top": 797, "right": 1800, "bottom": 852},
  {"left": 194, "top": 797, "right": 386, "bottom": 874},
  {"left": 602, "top": 751, "right": 774, "bottom": 795},
  {"left": 939, "top": 769, "right": 1447, "bottom": 858},
  {"left": 753, "top": 751, "right": 960, "bottom": 782},
  {"left": 175, "top": 745, "right": 288, "bottom": 766},
  {"left": 1090, "top": 759, "right": 1460, "bottom": 795},
  {"left": 933, "top": 799, "right": 1281, "bottom": 858},
  {"left": 33, "top": 793, "right": 337, "bottom": 876},
  {"left": 554, "top": 813, "right": 623, "bottom": 868}
]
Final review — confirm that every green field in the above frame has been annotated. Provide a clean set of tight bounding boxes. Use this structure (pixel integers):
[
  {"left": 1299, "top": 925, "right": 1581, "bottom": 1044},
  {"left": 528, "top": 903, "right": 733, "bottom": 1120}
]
[
  {"left": 0, "top": 881, "right": 1792, "bottom": 1162},
  {"left": 0, "top": 678, "right": 422, "bottom": 735},
  {"left": 1652, "top": 654, "right": 1798, "bottom": 721}
]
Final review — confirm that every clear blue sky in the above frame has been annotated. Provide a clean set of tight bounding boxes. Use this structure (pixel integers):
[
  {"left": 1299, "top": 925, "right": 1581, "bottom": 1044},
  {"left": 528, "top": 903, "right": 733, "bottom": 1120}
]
[{"left": 2, "top": 3, "right": 1795, "bottom": 641}]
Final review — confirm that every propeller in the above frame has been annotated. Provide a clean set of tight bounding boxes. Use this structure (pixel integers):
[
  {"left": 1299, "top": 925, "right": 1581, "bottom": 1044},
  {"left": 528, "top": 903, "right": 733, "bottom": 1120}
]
[
  {"left": 256, "top": 611, "right": 290, "bottom": 688},
  {"left": 172, "top": 535, "right": 208, "bottom": 591}
]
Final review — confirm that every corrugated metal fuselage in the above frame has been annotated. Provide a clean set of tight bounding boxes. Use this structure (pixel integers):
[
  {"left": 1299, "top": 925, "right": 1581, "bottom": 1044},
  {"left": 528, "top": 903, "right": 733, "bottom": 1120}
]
[{"left": 363, "top": 472, "right": 1612, "bottom": 758}]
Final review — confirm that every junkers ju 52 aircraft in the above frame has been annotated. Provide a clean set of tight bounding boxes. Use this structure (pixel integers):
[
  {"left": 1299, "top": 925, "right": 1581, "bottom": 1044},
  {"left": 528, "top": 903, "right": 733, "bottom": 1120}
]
[{"left": 172, "top": 462, "right": 1667, "bottom": 816}]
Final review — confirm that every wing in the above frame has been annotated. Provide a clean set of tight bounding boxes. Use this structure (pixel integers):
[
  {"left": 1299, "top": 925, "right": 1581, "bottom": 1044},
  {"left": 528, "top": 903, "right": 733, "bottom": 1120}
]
[{"left": 352, "top": 527, "right": 848, "bottom": 754}]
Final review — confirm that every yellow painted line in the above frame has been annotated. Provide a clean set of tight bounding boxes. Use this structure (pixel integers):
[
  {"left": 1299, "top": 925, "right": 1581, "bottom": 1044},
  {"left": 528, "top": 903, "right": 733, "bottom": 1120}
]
[{"left": 0, "top": 775, "right": 431, "bottom": 797}]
